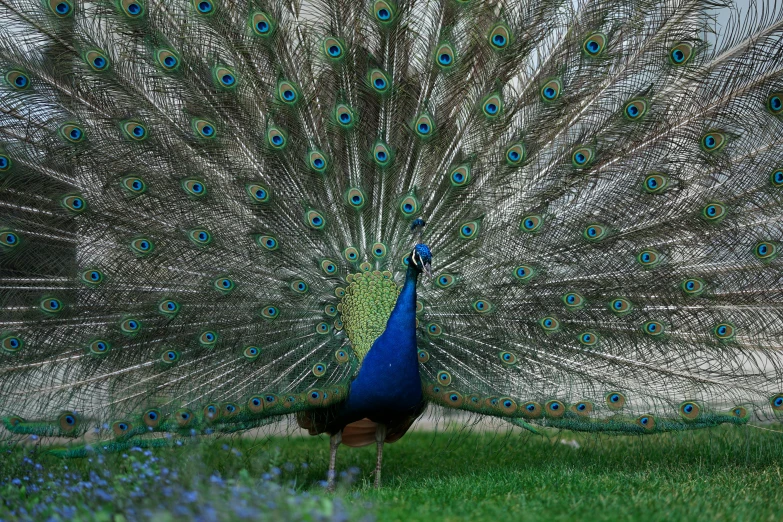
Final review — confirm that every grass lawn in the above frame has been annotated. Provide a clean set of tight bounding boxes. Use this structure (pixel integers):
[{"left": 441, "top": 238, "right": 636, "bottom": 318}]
[{"left": 1, "top": 423, "right": 782, "bottom": 521}]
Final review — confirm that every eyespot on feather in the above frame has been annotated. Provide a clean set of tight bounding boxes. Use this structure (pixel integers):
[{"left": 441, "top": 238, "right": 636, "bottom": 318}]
[
  {"left": 243, "top": 346, "right": 260, "bottom": 360},
  {"left": 334, "top": 104, "right": 356, "bottom": 129},
  {"left": 582, "top": 32, "right": 606, "bottom": 56},
  {"left": 155, "top": 49, "right": 180, "bottom": 71},
  {"left": 247, "top": 396, "right": 264, "bottom": 414},
  {"left": 770, "top": 167, "right": 783, "bottom": 188},
  {"left": 681, "top": 278, "right": 706, "bottom": 296},
  {"left": 488, "top": 23, "right": 511, "bottom": 50},
  {"left": 481, "top": 93, "right": 503, "bottom": 118},
  {"left": 767, "top": 92, "right": 783, "bottom": 115},
  {"left": 436, "top": 371, "right": 452, "bottom": 386},
  {"left": 1, "top": 334, "right": 24, "bottom": 354},
  {"left": 608, "top": 298, "right": 633, "bottom": 316},
  {"left": 605, "top": 392, "right": 626, "bottom": 410},
  {"left": 291, "top": 279, "right": 309, "bottom": 294},
  {"left": 260, "top": 305, "right": 280, "bottom": 320},
  {"left": 61, "top": 194, "right": 86, "bottom": 213},
  {"left": 636, "top": 415, "right": 656, "bottom": 431},
  {"left": 305, "top": 209, "right": 326, "bottom": 230},
  {"left": 449, "top": 164, "right": 471, "bottom": 187},
  {"left": 471, "top": 299, "right": 493, "bottom": 313},
  {"left": 578, "top": 331, "right": 599, "bottom": 346},
  {"left": 521, "top": 401, "right": 542, "bottom": 419},
  {"left": 571, "top": 146, "right": 595, "bottom": 168},
  {"left": 399, "top": 193, "right": 419, "bottom": 216},
  {"left": 267, "top": 127, "right": 287, "bottom": 149},
  {"left": 545, "top": 400, "right": 566, "bottom": 418},
  {"left": 372, "top": 141, "right": 393, "bottom": 167},
  {"left": 623, "top": 99, "right": 648, "bottom": 121},
  {"left": 39, "top": 297, "right": 63, "bottom": 314},
  {"left": 539, "top": 316, "right": 560, "bottom": 333},
  {"left": 570, "top": 401, "right": 593, "bottom": 417},
  {"left": 520, "top": 214, "right": 543, "bottom": 233},
  {"left": 373, "top": 0, "right": 397, "bottom": 24},
  {"left": 0, "top": 230, "right": 20, "bottom": 249},
  {"left": 87, "top": 339, "right": 111, "bottom": 356},
  {"left": 713, "top": 322, "right": 735, "bottom": 341},
  {"left": 308, "top": 150, "right": 328, "bottom": 172},
  {"left": 637, "top": 249, "right": 661, "bottom": 268},
  {"left": 540, "top": 78, "right": 562, "bottom": 102},
  {"left": 368, "top": 69, "right": 390, "bottom": 93},
  {"left": 562, "top": 292, "right": 585, "bottom": 310},
  {"left": 642, "top": 320, "right": 665, "bottom": 336},
  {"left": 157, "top": 299, "right": 180, "bottom": 317},
  {"left": 644, "top": 173, "right": 669, "bottom": 194},
  {"left": 83, "top": 50, "right": 110, "bottom": 72},
  {"left": 187, "top": 228, "right": 212, "bottom": 246},
  {"left": 59, "top": 412, "right": 79, "bottom": 433},
  {"left": 513, "top": 265, "right": 535, "bottom": 282},
  {"left": 59, "top": 123, "right": 85, "bottom": 143},
  {"left": 213, "top": 277, "right": 235, "bottom": 294},
  {"left": 112, "top": 420, "right": 133, "bottom": 437},
  {"left": 191, "top": 119, "right": 217, "bottom": 139},
  {"left": 277, "top": 80, "right": 300, "bottom": 105},
  {"left": 700, "top": 131, "right": 727, "bottom": 152},
  {"left": 198, "top": 330, "right": 218, "bottom": 348},
  {"left": 121, "top": 176, "right": 147, "bottom": 195},
  {"left": 413, "top": 113, "right": 435, "bottom": 139},
  {"left": 434, "top": 273, "right": 456, "bottom": 288},
  {"left": 679, "top": 401, "right": 700, "bottom": 420},
  {"left": 343, "top": 246, "right": 359, "bottom": 262},
  {"left": 118, "top": 0, "right": 145, "bottom": 18},
  {"left": 0, "top": 153, "right": 11, "bottom": 173},
  {"left": 753, "top": 241, "right": 778, "bottom": 261},
  {"left": 582, "top": 223, "right": 607, "bottom": 242},
  {"left": 505, "top": 142, "right": 526, "bottom": 165},
  {"left": 250, "top": 11, "right": 275, "bottom": 37},
  {"left": 701, "top": 202, "right": 727, "bottom": 222},
  {"left": 193, "top": 0, "right": 215, "bottom": 15},
  {"left": 323, "top": 37, "right": 345, "bottom": 61},
  {"left": 257, "top": 235, "right": 279, "bottom": 251},
  {"left": 5, "top": 70, "right": 30, "bottom": 91},
  {"left": 48, "top": 0, "right": 74, "bottom": 17},
  {"left": 345, "top": 188, "right": 367, "bottom": 210},
  {"left": 459, "top": 220, "right": 480, "bottom": 239},
  {"left": 435, "top": 42, "right": 456, "bottom": 69},
  {"left": 320, "top": 259, "right": 338, "bottom": 275},
  {"left": 119, "top": 317, "right": 141, "bottom": 335},
  {"left": 669, "top": 42, "right": 694, "bottom": 65},
  {"left": 246, "top": 183, "right": 271, "bottom": 204}
]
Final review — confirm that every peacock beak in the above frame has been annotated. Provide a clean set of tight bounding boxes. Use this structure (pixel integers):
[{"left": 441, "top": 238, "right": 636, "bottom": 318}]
[{"left": 423, "top": 262, "right": 432, "bottom": 280}]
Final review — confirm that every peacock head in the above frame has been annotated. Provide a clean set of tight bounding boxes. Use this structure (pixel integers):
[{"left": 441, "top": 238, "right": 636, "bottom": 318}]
[{"left": 410, "top": 243, "right": 432, "bottom": 278}]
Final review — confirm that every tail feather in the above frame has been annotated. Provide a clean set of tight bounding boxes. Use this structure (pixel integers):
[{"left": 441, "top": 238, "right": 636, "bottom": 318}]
[{"left": 0, "top": 0, "right": 782, "bottom": 446}]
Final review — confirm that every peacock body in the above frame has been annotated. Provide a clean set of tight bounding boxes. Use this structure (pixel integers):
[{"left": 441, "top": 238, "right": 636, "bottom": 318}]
[{"left": 1, "top": 0, "right": 783, "bottom": 487}]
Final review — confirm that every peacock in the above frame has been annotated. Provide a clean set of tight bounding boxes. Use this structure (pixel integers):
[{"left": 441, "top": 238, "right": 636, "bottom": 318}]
[{"left": 1, "top": 0, "right": 783, "bottom": 491}]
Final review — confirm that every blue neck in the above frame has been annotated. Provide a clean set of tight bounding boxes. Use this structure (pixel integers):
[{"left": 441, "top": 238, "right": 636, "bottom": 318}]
[{"left": 337, "top": 266, "right": 423, "bottom": 423}]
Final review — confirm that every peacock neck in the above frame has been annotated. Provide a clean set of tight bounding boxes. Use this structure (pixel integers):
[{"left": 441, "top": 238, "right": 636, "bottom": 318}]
[
  {"left": 385, "top": 265, "right": 420, "bottom": 341},
  {"left": 336, "top": 265, "right": 423, "bottom": 424}
]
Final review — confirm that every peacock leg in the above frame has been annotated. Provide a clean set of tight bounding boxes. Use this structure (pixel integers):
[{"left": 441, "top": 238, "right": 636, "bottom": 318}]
[
  {"left": 374, "top": 423, "right": 387, "bottom": 489},
  {"left": 326, "top": 430, "right": 342, "bottom": 492}
]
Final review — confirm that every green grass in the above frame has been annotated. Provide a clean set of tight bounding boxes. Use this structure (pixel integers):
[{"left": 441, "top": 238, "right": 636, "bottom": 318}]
[{"left": 2, "top": 425, "right": 782, "bottom": 521}]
